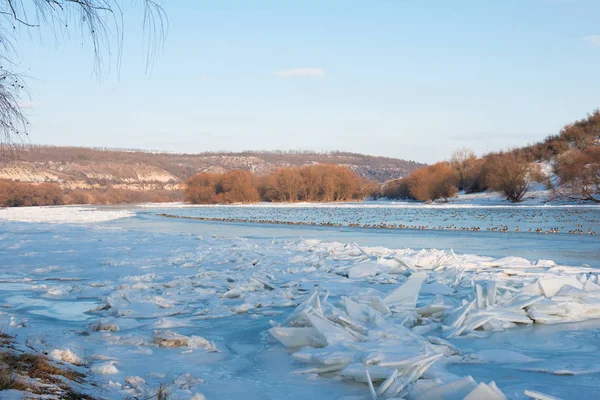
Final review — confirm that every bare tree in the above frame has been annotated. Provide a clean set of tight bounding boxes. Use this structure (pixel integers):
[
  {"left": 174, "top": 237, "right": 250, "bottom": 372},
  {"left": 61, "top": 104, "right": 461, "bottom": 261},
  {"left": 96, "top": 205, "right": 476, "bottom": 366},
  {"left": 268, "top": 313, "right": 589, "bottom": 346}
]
[
  {"left": 484, "top": 153, "right": 532, "bottom": 203},
  {"left": 269, "top": 168, "right": 303, "bottom": 202},
  {"left": 184, "top": 165, "right": 373, "bottom": 204},
  {"left": 557, "top": 148, "right": 600, "bottom": 203},
  {"left": 0, "top": 0, "right": 167, "bottom": 156},
  {"left": 0, "top": 68, "right": 26, "bottom": 158},
  {"left": 449, "top": 148, "right": 477, "bottom": 192}
]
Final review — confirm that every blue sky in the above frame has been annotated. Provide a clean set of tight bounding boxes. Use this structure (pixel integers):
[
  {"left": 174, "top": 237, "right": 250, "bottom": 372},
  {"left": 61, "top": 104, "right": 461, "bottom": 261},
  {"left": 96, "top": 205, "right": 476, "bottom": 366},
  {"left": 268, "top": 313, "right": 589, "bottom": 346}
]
[{"left": 15, "top": 0, "right": 600, "bottom": 163}]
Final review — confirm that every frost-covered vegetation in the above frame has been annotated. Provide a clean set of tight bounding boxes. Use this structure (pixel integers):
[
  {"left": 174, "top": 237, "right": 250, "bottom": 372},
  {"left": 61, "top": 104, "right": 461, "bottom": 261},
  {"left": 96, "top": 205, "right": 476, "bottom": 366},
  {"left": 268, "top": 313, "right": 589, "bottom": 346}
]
[{"left": 0, "top": 333, "right": 90, "bottom": 399}]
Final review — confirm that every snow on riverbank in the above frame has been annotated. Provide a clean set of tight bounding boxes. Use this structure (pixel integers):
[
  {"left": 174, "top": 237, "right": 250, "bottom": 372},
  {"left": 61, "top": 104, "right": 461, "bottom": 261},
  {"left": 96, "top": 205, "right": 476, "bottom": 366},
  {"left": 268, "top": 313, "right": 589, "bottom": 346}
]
[
  {"left": 442, "top": 188, "right": 557, "bottom": 206},
  {"left": 137, "top": 190, "right": 598, "bottom": 209},
  {"left": 139, "top": 201, "right": 599, "bottom": 209},
  {"left": 1, "top": 220, "right": 599, "bottom": 398},
  {"left": 0, "top": 206, "right": 134, "bottom": 223}
]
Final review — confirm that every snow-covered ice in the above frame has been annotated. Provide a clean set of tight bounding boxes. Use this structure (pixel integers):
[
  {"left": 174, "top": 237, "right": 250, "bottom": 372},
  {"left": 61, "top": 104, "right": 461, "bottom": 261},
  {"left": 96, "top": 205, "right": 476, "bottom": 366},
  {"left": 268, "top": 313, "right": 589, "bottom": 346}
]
[
  {"left": 0, "top": 206, "right": 134, "bottom": 223},
  {"left": 147, "top": 202, "right": 600, "bottom": 240},
  {"left": 0, "top": 208, "right": 599, "bottom": 399}
]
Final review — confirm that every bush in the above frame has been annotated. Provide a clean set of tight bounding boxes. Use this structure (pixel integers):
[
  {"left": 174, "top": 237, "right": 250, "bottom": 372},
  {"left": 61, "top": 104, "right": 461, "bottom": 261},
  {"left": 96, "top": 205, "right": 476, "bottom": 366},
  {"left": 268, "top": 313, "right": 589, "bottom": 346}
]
[
  {"left": 513, "top": 110, "right": 600, "bottom": 161},
  {"left": 382, "top": 179, "right": 410, "bottom": 199},
  {"left": 184, "top": 164, "right": 374, "bottom": 204},
  {"left": 64, "top": 187, "right": 182, "bottom": 205},
  {"left": 221, "top": 170, "right": 261, "bottom": 203},
  {"left": 185, "top": 171, "right": 260, "bottom": 204},
  {"left": 0, "top": 181, "right": 65, "bottom": 207},
  {"left": 184, "top": 173, "right": 223, "bottom": 204},
  {"left": 64, "top": 190, "right": 94, "bottom": 205},
  {"left": 450, "top": 148, "right": 478, "bottom": 192},
  {"left": 0, "top": 180, "right": 183, "bottom": 207},
  {"left": 384, "top": 162, "right": 459, "bottom": 202},
  {"left": 557, "top": 148, "right": 600, "bottom": 202},
  {"left": 387, "top": 111, "right": 600, "bottom": 203},
  {"left": 483, "top": 153, "right": 532, "bottom": 202},
  {"left": 263, "top": 168, "right": 303, "bottom": 202}
]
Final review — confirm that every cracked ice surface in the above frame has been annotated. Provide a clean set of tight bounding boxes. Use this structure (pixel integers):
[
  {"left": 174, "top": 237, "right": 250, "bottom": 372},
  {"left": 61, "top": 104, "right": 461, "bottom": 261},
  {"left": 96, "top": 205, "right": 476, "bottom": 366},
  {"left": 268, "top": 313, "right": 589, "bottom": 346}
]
[{"left": 0, "top": 220, "right": 599, "bottom": 399}]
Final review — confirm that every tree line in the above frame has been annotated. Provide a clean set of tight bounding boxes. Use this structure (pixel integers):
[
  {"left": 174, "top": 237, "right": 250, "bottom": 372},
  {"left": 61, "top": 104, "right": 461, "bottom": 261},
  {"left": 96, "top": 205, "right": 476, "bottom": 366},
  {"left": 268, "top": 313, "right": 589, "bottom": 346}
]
[
  {"left": 383, "top": 151, "right": 541, "bottom": 203},
  {"left": 0, "top": 180, "right": 180, "bottom": 207},
  {"left": 384, "top": 110, "right": 600, "bottom": 203},
  {"left": 185, "top": 165, "right": 380, "bottom": 204}
]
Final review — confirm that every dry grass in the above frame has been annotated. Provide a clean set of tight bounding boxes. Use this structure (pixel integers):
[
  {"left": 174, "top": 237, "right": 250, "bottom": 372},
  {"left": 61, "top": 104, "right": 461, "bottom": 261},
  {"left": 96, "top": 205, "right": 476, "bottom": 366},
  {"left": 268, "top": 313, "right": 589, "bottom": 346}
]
[
  {"left": 0, "top": 333, "right": 92, "bottom": 399},
  {"left": 156, "top": 383, "right": 169, "bottom": 400}
]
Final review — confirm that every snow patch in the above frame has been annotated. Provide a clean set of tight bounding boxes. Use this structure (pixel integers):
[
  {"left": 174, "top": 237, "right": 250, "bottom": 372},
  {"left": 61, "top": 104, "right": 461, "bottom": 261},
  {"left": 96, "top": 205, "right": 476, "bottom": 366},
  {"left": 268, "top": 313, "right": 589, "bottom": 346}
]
[
  {"left": 0, "top": 206, "right": 134, "bottom": 224},
  {"left": 49, "top": 348, "right": 83, "bottom": 366}
]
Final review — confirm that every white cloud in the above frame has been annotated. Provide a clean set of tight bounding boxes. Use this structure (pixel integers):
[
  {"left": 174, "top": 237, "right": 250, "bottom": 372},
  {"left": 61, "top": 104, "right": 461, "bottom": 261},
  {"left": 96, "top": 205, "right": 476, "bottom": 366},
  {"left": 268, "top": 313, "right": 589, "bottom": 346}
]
[
  {"left": 274, "top": 68, "right": 325, "bottom": 78},
  {"left": 582, "top": 35, "right": 600, "bottom": 47}
]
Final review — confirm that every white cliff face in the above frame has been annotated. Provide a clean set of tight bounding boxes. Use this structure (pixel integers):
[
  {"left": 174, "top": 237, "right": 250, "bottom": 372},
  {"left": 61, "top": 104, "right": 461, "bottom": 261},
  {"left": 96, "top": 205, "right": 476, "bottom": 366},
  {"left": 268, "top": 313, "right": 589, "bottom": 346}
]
[
  {"left": 6, "top": 146, "right": 424, "bottom": 184},
  {"left": 0, "top": 163, "right": 62, "bottom": 182},
  {"left": 0, "top": 162, "right": 181, "bottom": 191}
]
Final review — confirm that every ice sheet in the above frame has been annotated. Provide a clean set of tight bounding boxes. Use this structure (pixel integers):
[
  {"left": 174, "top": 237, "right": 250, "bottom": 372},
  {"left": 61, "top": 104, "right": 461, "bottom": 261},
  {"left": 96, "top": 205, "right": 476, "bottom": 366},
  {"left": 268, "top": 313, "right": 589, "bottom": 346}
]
[{"left": 1, "top": 216, "right": 598, "bottom": 399}]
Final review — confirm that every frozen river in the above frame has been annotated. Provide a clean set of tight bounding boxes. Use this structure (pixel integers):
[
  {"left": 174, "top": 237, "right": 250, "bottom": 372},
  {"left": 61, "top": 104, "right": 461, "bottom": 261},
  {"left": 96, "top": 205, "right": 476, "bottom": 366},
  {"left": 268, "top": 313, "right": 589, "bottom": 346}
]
[
  {"left": 1, "top": 204, "right": 599, "bottom": 399},
  {"left": 144, "top": 203, "right": 600, "bottom": 234},
  {"left": 138, "top": 204, "right": 599, "bottom": 268}
]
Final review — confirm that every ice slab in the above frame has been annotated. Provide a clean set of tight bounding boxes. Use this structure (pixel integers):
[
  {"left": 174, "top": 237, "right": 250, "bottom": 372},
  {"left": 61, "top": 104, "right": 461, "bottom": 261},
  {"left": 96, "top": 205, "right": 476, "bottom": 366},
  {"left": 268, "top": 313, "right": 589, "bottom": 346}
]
[
  {"left": 538, "top": 276, "right": 584, "bottom": 297},
  {"left": 269, "top": 327, "right": 323, "bottom": 348},
  {"left": 348, "top": 262, "right": 384, "bottom": 279},
  {"left": 384, "top": 272, "right": 426, "bottom": 308},
  {"left": 464, "top": 381, "right": 506, "bottom": 400},
  {"left": 524, "top": 390, "right": 562, "bottom": 400},
  {"left": 413, "top": 376, "right": 478, "bottom": 400},
  {"left": 475, "top": 349, "right": 539, "bottom": 363}
]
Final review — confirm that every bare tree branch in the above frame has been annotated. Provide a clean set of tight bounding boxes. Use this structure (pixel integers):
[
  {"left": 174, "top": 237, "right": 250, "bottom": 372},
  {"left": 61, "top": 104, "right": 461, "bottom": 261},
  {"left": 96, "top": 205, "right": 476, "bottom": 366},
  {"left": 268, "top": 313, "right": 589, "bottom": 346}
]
[
  {"left": 0, "top": 0, "right": 167, "bottom": 157},
  {"left": 0, "top": 65, "right": 28, "bottom": 159}
]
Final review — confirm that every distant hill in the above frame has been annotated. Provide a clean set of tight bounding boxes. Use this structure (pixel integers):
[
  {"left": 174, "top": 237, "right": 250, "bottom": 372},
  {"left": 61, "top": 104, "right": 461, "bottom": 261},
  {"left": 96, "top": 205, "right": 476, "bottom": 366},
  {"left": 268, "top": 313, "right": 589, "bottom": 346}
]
[{"left": 0, "top": 146, "right": 424, "bottom": 191}]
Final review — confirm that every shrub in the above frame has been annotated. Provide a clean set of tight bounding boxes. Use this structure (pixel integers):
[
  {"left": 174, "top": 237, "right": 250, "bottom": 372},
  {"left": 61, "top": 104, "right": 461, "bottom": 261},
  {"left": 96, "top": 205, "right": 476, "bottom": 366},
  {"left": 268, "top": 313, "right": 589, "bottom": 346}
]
[
  {"left": 450, "top": 148, "right": 478, "bottom": 192},
  {"left": 382, "top": 178, "right": 410, "bottom": 199},
  {"left": 184, "top": 173, "right": 223, "bottom": 204},
  {"left": 62, "top": 187, "right": 182, "bottom": 205},
  {"left": 0, "top": 181, "right": 65, "bottom": 207},
  {"left": 221, "top": 170, "right": 260, "bottom": 203},
  {"left": 65, "top": 190, "right": 94, "bottom": 205},
  {"left": 184, "top": 164, "right": 373, "bottom": 204},
  {"left": 483, "top": 153, "right": 532, "bottom": 202},
  {"left": 264, "top": 168, "right": 303, "bottom": 202},
  {"left": 384, "top": 162, "right": 459, "bottom": 202},
  {"left": 557, "top": 148, "right": 600, "bottom": 202}
]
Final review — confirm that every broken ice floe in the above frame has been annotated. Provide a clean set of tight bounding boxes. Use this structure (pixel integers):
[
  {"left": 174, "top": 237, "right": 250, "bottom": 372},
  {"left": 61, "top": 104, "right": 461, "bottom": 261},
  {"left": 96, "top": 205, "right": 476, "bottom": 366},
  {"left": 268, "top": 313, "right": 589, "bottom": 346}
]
[
  {"left": 3, "top": 224, "right": 592, "bottom": 399},
  {"left": 151, "top": 330, "right": 218, "bottom": 352},
  {"left": 268, "top": 240, "right": 600, "bottom": 398}
]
